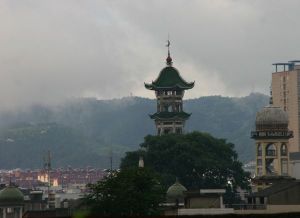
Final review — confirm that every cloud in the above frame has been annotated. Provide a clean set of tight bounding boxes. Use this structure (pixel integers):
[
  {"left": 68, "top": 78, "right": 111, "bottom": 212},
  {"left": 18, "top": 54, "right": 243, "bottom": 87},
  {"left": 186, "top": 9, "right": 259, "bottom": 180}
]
[{"left": 0, "top": 0, "right": 300, "bottom": 109}]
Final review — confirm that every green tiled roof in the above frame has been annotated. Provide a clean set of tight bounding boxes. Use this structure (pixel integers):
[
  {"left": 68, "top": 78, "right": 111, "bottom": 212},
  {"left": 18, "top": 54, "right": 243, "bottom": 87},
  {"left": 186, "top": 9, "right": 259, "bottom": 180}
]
[
  {"left": 145, "top": 66, "right": 194, "bottom": 90},
  {"left": 150, "top": 111, "right": 191, "bottom": 120},
  {"left": 0, "top": 186, "right": 24, "bottom": 205}
]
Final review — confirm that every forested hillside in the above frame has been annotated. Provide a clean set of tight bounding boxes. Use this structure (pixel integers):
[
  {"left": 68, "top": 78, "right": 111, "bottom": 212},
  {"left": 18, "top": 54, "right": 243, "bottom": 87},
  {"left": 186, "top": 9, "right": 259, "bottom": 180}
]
[{"left": 0, "top": 93, "right": 268, "bottom": 169}]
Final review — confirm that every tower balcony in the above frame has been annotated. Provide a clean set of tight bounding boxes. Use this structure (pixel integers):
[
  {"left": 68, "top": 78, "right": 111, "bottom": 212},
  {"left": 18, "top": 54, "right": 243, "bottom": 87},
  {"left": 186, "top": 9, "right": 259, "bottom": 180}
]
[{"left": 265, "top": 150, "right": 276, "bottom": 157}]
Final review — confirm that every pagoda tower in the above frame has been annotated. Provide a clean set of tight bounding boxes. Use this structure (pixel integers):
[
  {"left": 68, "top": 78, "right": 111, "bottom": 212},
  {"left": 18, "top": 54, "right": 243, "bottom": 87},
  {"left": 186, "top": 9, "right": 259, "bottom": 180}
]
[{"left": 144, "top": 42, "right": 194, "bottom": 135}]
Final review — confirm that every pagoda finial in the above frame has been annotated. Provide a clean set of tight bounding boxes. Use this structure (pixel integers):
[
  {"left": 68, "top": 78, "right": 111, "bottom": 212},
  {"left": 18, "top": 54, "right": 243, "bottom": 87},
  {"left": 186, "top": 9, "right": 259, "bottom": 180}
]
[{"left": 166, "top": 38, "right": 173, "bottom": 66}]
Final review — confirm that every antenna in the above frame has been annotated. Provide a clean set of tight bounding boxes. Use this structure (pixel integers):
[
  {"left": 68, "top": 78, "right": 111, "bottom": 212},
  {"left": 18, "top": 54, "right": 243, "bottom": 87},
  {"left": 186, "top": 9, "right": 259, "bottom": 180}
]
[{"left": 166, "top": 35, "right": 173, "bottom": 66}]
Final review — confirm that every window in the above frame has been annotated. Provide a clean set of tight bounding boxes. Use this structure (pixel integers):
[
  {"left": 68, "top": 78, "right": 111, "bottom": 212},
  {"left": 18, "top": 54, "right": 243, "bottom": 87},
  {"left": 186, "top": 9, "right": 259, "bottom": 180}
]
[
  {"left": 176, "top": 128, "right": 182, "bottom": 134},
  {"left": 281, "top": 144, "right": 287, "bottom": 156},
  {"left": 266, "top": 144, "right": 276, "bottom": 156}
]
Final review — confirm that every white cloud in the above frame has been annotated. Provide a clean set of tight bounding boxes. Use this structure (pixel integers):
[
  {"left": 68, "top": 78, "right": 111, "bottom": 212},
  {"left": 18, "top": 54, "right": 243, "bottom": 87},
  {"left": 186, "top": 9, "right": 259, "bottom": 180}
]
[{"left": 0, "top": 0, "right": 300, "bottom": 109}]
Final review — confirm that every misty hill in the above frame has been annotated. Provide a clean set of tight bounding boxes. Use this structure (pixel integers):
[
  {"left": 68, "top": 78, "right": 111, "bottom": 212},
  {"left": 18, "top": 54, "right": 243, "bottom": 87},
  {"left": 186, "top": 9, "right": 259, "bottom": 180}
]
[{"left": 0, "top": 93, "right": 268, "bottom": 169}]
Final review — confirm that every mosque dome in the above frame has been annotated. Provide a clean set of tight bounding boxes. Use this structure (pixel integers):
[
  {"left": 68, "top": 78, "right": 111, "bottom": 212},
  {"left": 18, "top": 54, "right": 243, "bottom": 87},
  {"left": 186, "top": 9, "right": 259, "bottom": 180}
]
[
  {"left": 166, "top": 178, "right": 187, "bottom": 203},
  {"left": 0, "top": 186, "right": 24, "bottom": 205},
  {"left": 256, "top": 105, "right": 289, "bottom": 131}
]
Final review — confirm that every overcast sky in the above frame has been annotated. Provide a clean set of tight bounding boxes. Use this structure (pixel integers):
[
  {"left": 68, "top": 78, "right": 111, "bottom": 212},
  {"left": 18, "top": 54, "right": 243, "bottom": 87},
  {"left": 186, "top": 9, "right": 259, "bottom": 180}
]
[{"left": 1, "top": 0, "right": 300, "bottom": 109}]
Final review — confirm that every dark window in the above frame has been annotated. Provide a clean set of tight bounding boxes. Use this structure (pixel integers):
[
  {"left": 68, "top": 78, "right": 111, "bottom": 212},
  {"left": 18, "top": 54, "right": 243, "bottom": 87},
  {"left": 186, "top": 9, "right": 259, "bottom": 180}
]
[
  {"left": 266, "top": 144, "right": 276, "bottom": 156},
  {"left": 281, "top": 144, "right": 287, "bottom": 156}
]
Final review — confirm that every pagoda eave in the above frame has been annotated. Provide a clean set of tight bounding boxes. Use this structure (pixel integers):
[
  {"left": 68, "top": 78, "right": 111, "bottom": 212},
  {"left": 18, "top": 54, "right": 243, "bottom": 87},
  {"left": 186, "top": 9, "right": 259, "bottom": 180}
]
[
  {"left": 149, "top": 112, "right": 191, "bottom": 120},
  {"left": 144, "top": 83, "right": 194, "bottom": 91}
]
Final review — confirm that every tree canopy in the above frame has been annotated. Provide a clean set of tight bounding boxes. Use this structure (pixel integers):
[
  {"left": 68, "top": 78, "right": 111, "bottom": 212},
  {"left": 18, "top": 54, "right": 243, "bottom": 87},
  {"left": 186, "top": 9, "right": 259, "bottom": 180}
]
[
  {"left": 121, "top": 132, "right": 250, "bottom": 191},
  {"left": 85, "top": 167, "right": 165, "bottom": 216}
]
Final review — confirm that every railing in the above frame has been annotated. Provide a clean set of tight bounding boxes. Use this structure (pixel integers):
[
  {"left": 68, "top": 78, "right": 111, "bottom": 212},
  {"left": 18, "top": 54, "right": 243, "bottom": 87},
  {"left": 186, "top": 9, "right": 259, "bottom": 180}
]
[
  {"left": 225, "top": 204, "right": 266, "bottom": 210},
  {"left": 266, "top": 150, "right": 276, "bottom": 156}
]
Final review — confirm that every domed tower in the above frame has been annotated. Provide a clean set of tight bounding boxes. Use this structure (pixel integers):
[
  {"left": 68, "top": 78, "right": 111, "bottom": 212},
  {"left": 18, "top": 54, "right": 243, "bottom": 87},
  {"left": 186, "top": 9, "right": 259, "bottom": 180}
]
[
  {"left": 251, "top": 96, "right": 293, "bottom": 188},
  {"left": 166, "top": 178, "right": 187, "bottom": 206},
  {"left": 144, "top": 41, "right": 194, "bottom": 135},
  {"left": 0, "top": 185, "right": 24, "bottom": 218}
]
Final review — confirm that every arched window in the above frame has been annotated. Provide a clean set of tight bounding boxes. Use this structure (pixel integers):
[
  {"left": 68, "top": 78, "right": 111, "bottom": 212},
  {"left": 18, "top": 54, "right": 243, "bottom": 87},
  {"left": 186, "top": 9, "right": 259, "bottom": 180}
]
[
  {"left": 266, "top": 144, "right": 276, "bottom": 156},
  {"left": 257, "top": 144, "right": 262, "bottom": 156},
  {"left": 281, "top": 144, "right": 288, "bottom": 156}
]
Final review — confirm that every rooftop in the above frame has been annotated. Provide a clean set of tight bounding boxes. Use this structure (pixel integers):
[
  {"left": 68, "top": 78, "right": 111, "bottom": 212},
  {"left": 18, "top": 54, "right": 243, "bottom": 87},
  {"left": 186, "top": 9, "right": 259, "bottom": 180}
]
[{"left": 145, "top": 66, "right": 194, "bottom": 91}]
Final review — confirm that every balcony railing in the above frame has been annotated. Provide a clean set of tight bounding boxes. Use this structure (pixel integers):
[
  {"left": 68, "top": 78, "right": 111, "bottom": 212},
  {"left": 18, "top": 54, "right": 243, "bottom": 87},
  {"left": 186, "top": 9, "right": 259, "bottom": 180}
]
[
  {"left": 266, "top": 150, "right": 276, "bottom": 156},
  {"left": 225, "top": 204, "right": 266, "bottom": 210}
]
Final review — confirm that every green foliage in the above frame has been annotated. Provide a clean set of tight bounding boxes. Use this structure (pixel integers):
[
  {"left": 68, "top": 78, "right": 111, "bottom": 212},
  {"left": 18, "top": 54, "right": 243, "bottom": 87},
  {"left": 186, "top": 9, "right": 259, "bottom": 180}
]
[
  {"left": 0, "top": 93, "right": 268, "bottom": 168},
  {"left": 85, "top": 167, "right": 164, "bottom": 216},
  {"left": 121, "top": 132, "right": 250, "bottom": 192}
]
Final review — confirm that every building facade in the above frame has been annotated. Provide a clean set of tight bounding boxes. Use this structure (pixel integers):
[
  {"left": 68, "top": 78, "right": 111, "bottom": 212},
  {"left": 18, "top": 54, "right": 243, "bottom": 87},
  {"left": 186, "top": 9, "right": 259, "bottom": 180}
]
[
  {"left": 252, "top": 104, "right": 293, "bottom": 177},
  {"left": 272, "top": 61, "right": 300, "bottom": 152},
  {"left": 144, "top": 44, "right": 194, "bottom": 135},
  {"left": 251, "top": 101, "right": 293, "bottom": 190}
]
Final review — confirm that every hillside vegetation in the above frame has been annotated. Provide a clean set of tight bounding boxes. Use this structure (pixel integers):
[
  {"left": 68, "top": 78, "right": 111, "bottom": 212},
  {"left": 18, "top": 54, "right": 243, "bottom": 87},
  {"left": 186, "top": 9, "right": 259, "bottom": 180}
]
[{"left": 0, "top": 93, "right": 268, "bottom": 169}]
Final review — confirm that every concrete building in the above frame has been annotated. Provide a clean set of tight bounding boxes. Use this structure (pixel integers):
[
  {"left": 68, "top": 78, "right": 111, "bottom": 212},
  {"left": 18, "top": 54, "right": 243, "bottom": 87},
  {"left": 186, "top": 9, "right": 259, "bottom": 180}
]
[
  {"left": 272, "top": 61, "right": 300, "bottom": 152},
  {"left": 164, "top": 179, "right": 232, "bottom": 215},
  {"left": 144, "top": 42, "right": 194, "bottom": 135},
  {"left": 244, "top": 180, "right": 300, "bottom": 214}
]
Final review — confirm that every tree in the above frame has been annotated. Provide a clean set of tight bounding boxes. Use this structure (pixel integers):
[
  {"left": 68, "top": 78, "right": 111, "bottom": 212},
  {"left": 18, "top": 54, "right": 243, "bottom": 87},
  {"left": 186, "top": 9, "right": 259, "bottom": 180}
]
[
  {"left": 121, "top": 132, "right": 250, "bottom": 192},
  {"left": 85, "top": 167, "right": 165, "bottom": 216}
]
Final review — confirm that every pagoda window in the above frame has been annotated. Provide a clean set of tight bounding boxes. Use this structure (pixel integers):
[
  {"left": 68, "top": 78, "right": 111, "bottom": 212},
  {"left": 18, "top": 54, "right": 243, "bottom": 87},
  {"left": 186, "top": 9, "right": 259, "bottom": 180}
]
[
  {"left": 176, "top": 90, "right": 182, "bottom": 95},
  {"left": 164, "top": 128, "right": 171, "bottom": 134},
  {"left": 176, "top": 128, "right": 182, "bottom": 134},
  {"left": 174, "top": 104, "right": 178, "bottom": 112},
  {"left": 164, "top": 105, "right": 168, "bottom": 112},
  {"left": 166, "top": 105, "right": 171, "bottom": 112}
]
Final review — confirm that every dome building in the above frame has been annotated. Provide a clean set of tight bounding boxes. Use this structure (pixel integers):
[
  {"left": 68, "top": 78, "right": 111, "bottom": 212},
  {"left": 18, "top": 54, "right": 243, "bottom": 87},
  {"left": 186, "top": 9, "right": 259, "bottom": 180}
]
[
  {"left": 251, "top": 97, "right": 293, "bottom": 190},
  {"left": 166, "top": 178, "right": 187, "bottom": 206},
  {"left": 0, "top": 185, "right": 24, "bottom": 218}
]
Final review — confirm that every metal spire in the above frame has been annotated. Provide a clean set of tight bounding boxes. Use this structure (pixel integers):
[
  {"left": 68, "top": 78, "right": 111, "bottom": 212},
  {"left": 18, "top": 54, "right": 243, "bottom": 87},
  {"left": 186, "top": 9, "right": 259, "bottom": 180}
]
[{"left": 166, "top": 37, "right": 173, "bottom": 66}]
